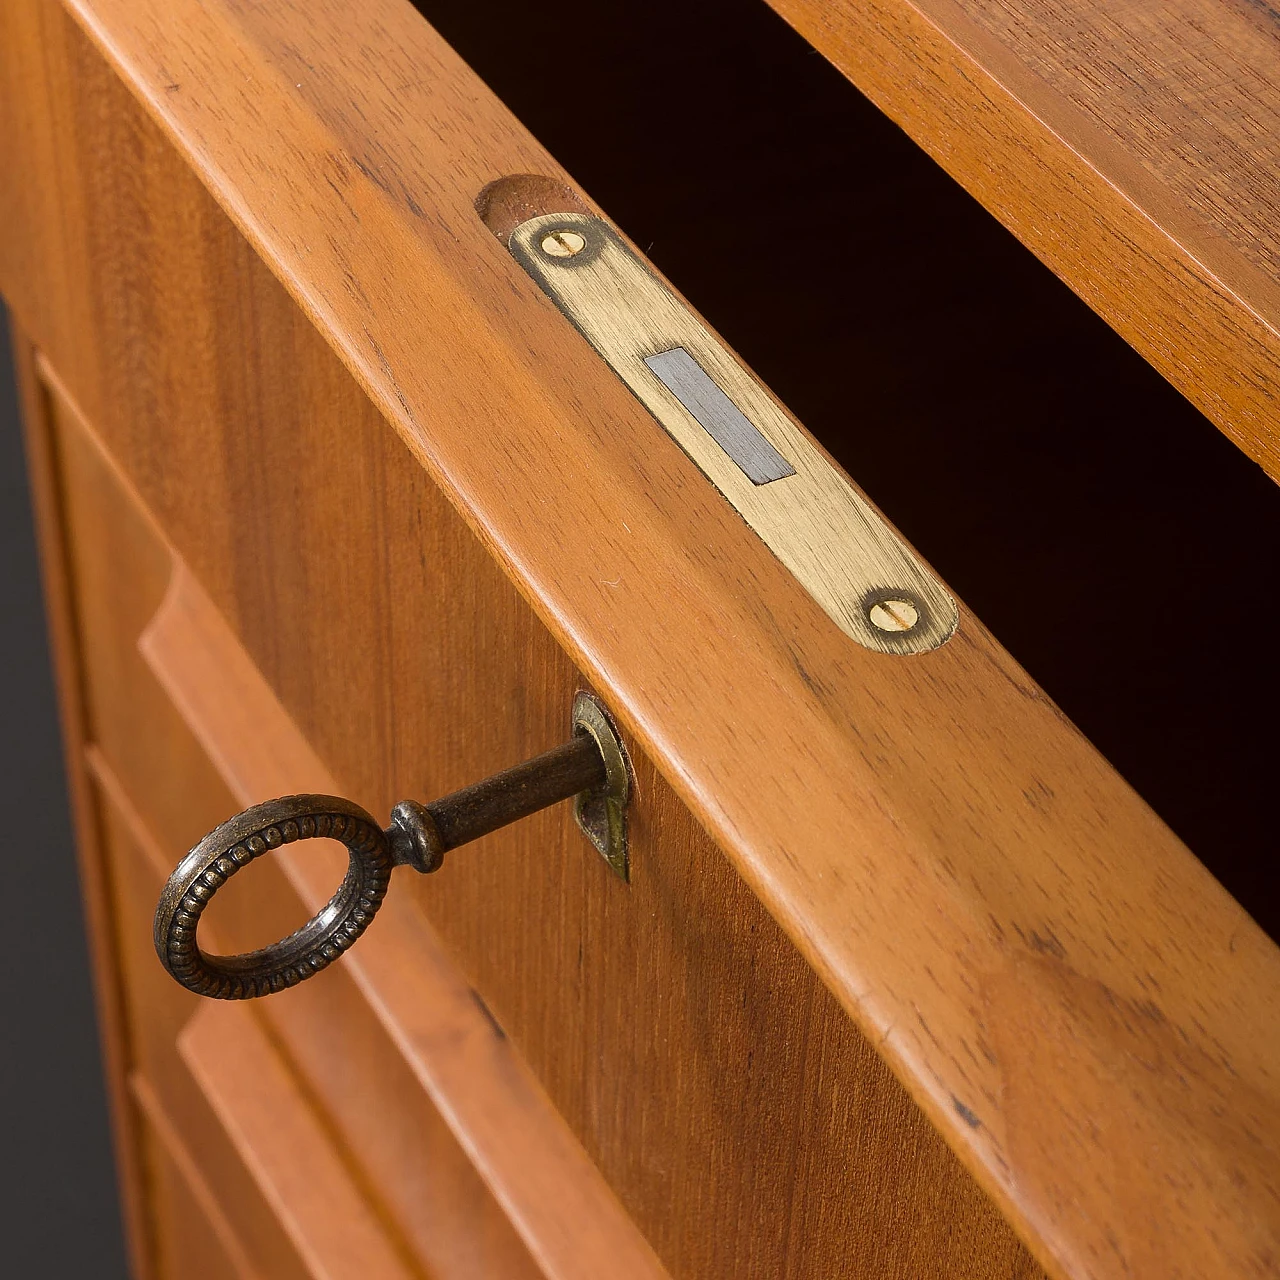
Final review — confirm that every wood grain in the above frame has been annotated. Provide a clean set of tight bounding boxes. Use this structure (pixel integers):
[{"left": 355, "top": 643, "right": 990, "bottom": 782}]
[
  {"left": 132, "top": 1076, "right": 258, "bottom": 1280},
  {"left": 0, "top": 1, "right": 1276, "bottom": 1278},
  {"left": 141, "top": 555, "right": 673, "bottom": 1280},
  {"left": 142, "top": 480, "right": 1040, "bottom": 1280},
  {"left": 179, "top": 1004, "right": 417, "bottom": 1280},
  {"left": 7, "top": 322, "right": 156, "bottom": 1280},
  {"left": 766, "top": 0, "right": 1280, "bottom": 479},
  {"left": 43, "top": 351, "right": 648, "bottom": 1280},
  {"left": 19, "top": 46, "right": 1045, "bottom": 1275},
  {"left": 16, "top": 52, "right": 1045, "bottom": 1279}
]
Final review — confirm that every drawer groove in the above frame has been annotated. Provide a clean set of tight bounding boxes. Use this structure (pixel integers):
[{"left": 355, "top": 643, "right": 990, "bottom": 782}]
[
  {"left": 130, "top": 1074, "right": 259, "bottom": 1280},
  {"left": 3, "top": 4, "right": 1275, "bottom": 1275},
  {"left": 138, "top": 549, "right": 670, "bottom": 1280},
  {"left": 178, "top": 1003, "right": 418, "bottom": 1280}
]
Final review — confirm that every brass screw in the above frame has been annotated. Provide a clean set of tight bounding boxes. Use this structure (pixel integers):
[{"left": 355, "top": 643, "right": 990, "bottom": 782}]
[
  {"left": 868, "top": 596, "right": 920, "bottom": 633},
  {"left": 541, "top": 229, "right": 586, "bottom": 258}
]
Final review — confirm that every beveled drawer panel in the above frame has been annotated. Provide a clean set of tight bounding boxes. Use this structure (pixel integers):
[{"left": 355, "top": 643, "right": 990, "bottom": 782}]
[
  {"left": 93, "top": 757, "right": 326, "bottom": 1280},
  {"left": 3, "top": 1, "right": 1275, "bottom": 1276},
  {"left": 178, "top": 1002, "right": 419, "bottom": 1280},
  {"left": 40, "top": 348, "right": 660, "bottom": 1280},
  {"left": 131, "top": 1089, "right": 254, "bottom": 1280},
  {"left": 0, "top": 8, "right": 1064, "bottom": 1273}
]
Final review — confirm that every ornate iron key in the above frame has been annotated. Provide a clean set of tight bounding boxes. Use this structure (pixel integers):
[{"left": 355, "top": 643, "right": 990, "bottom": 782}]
[{"left": 154, "top": 692, "right": 629, "bottom": 1000}]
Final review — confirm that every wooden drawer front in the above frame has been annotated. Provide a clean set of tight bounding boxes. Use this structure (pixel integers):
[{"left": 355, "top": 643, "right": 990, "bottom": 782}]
[
  {"left": 132, "top": 1098, "right": 253, "bottom": 1280},
  {"left": 29, "top": 108, "right": 1038, "bottom": 1280},
  {"left": 5, "top": 12, "right": 1044, "bottom": 1275},
  {"left": 23, "top": 72, "right": 1042, "bottom": 1280},
  {"left": 2, "top": 0, "right": 1047, "bottom": 1273},
  {"left": 42, "top": 365, "right": 555, "bottom": 1279},
  {"left": 4, "top": 1, "right": 1276, "bottom": 1277},
  {"left": 135, "top": 538, "right": 1033, "bottom": 1280}
]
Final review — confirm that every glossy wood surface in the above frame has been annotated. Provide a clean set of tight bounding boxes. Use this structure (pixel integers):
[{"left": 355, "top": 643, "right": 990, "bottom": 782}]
[
  {"left": 141, "top": 460, "right": 1036, "bottom": 1280},
  {"left": 768, "top": 0, "right": 1280, "bottom": 479},
  {"left": 0, "top": 0, "right": 1276, "bottom": 1277},
  {"left": 40, "top": 349, "right": 656, "bottom": 1279},
  {"left": 31, "top": 171, "right": 1036, "bottom": 1277},
  {"left": 179, "top": 1004, "right": 418, "bottom": 1280},
  {"left": 1, "top": 8, "right": 1048, "bottom": 1275},
  {"left": 132, "top": 1081, "right": 256, "bottom": 1280},
  {"left": 8, "top": 324, "right": 155, "bottom": 1280},
  {"left": 141, "top": 557, "right": 673, "bottom": 1280}
]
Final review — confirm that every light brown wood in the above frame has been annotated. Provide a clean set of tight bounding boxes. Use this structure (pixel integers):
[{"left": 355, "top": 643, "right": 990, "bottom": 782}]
[
  {"left": 132, "top": 1078, "right": 257, "bottom": 1280},
  {"left": 141, "top": 555, "right": 673, "bottom": 1280},
  {"left": 41, "top": 351, "right": 632, "bottom": 1280},
  {"left": 766, "top": 0, "right": 1280, "bottom": 480},
  {"left": 179, "top": 1004, "right": 417, "bottom": 1280},
  {"left": 5, "top": 27, "right": 1049, "bottom": 1278},
  {"left": 140, "top": 513, "right": 1043, "bottom": 1280},
  {"left": 85, "top": 309, "right": 1041, "bottom": 1280},
  {"left": 19, "top": 34, "right": 1051, "bottom": 1279},
  {"left": 1, "top": 1, "right": 1276, "bottom": 1278},
  {"left": 7, "top": 321, "right": 155, "bottom": 1280}
]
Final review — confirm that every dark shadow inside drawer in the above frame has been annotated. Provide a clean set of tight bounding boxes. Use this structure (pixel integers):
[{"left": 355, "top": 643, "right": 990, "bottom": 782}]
[{"left": 413, "top": 0, "right": 1280, "bottom": 941}]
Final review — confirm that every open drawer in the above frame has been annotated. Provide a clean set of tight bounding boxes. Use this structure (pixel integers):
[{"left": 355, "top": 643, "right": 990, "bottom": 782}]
[
  {"left": 28, "top": 350, "right": 662, "bottom": 1280},
  {"left": 1, "top": 1, "right": 1277, "bottom": 1279}
]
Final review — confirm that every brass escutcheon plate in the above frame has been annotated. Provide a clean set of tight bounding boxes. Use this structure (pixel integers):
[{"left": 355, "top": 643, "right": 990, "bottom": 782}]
[
  {"left": 571, "top": 691, "right": 630, "bottom": 880},
  {"left": 509, "top": 212, "right": 958, "bottom": 655}
]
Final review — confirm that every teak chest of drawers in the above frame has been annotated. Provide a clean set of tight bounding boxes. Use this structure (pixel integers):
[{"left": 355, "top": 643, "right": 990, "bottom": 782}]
[{"left": 2, "top": 0, "right": 1278, "bottom": 1277}]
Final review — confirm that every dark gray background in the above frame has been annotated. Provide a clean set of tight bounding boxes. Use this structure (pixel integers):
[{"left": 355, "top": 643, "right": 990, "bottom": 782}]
[{"left": 0, "top": 304, "right": 130, "bottom": 1276}]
